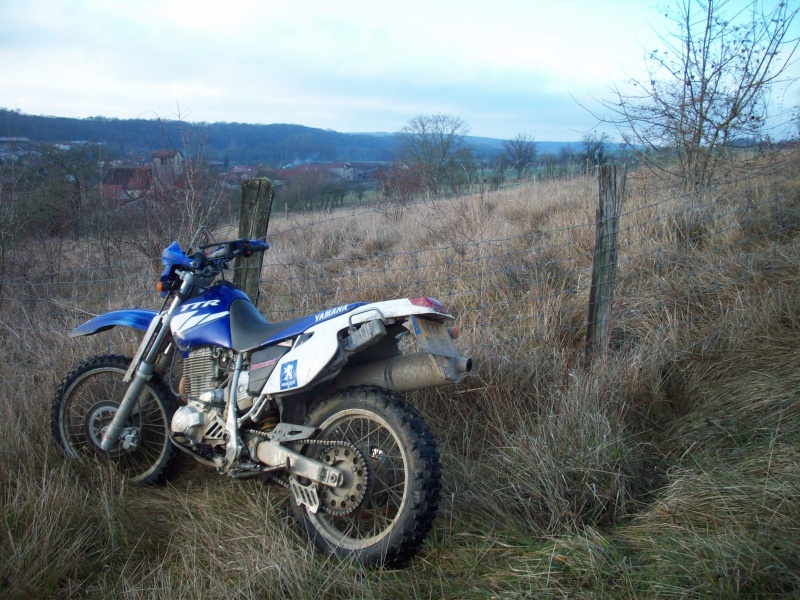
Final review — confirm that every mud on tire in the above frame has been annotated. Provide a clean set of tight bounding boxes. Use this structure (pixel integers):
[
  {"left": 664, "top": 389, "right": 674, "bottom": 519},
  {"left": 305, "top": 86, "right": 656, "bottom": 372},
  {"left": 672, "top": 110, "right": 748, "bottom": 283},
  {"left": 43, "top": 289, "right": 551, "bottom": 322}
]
[
  {"left": 290, "top": 386, "right": 442, "bottom": 567},
  {"left": 51, "top": 354, "right": 178, "bottom": 484}
]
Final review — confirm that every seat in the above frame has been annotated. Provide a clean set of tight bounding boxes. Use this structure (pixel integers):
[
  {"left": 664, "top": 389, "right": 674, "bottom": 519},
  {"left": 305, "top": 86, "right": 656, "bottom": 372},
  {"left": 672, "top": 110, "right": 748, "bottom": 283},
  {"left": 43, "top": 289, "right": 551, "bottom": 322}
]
[{"left": 229, "top": 299, "right": 306, "bottom": 352}]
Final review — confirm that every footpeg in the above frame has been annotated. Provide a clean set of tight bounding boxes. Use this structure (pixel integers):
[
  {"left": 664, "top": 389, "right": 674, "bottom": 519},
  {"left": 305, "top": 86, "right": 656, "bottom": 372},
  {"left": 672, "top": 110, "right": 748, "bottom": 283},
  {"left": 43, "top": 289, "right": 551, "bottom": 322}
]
[{"left": 289, "top": 477, "right": 320, "bottom": 513}]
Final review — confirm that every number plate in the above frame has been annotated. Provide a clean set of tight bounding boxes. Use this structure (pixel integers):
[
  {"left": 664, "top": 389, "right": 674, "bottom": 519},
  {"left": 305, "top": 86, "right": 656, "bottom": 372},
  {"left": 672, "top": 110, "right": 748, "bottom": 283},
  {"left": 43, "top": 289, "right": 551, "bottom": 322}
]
[{"left": 410, "top": 316, "right": 458, "bottom": 358}]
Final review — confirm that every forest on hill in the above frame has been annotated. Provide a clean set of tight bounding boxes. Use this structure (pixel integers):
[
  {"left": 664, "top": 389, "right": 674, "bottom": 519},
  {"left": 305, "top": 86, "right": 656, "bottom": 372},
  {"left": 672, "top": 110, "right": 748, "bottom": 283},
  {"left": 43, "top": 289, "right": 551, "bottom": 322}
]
[
  {"left": 0, "top": 109, "right": 584, "bottom": 166},
  {"left": 0, "top": 109, "right": 397, "bottom": 163},
  {"left": 0, "top": 109, "right": 569, "bottom": 165}
]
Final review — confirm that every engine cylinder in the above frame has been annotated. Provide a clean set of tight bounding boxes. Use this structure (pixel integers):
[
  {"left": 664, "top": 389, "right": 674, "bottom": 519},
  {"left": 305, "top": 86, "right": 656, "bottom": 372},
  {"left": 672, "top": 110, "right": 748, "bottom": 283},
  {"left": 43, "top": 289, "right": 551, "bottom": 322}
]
[{"left": 184, "top": 347, "right": 219, "bottom": 400}]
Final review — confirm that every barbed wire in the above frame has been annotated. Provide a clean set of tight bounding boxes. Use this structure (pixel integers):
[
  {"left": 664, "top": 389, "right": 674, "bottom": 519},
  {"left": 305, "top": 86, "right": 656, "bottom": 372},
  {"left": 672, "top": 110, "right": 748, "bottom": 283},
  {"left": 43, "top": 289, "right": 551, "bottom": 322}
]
[{"left": 1, "top": 162, "right": 798, "bottom": 371}]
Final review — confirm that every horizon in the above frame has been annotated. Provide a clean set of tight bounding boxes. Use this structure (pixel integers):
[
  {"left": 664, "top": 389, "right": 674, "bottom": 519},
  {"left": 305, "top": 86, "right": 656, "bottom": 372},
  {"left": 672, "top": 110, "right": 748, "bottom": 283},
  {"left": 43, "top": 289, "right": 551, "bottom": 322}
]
[{"left": 1, "top": 108, "right": 592, "bottom": 148}]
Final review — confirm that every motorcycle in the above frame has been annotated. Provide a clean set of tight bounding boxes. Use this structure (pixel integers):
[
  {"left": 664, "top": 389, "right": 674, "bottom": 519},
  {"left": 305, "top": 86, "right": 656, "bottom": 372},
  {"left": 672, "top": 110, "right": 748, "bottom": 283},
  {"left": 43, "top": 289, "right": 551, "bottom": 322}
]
[{"left": 51, "top": 230, "right": 472, "bottom": 566}]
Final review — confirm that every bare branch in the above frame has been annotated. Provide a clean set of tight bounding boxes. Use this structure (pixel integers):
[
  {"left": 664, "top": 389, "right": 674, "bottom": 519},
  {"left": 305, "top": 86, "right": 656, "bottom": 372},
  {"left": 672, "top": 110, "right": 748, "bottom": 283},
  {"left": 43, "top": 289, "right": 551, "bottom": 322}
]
[{"left": 598, "top": 0, "right": 799, "bottom": 190}]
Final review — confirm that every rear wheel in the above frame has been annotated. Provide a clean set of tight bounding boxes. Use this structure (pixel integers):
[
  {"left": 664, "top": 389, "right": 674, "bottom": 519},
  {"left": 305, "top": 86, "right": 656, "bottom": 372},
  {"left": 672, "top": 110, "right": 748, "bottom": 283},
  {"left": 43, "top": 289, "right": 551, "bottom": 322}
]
[
  {"left": 51, "top": 354, "right": 177, "bottom": 484},
  {"left": 291, "top": 386, "right": 441, "bottom": 566}
]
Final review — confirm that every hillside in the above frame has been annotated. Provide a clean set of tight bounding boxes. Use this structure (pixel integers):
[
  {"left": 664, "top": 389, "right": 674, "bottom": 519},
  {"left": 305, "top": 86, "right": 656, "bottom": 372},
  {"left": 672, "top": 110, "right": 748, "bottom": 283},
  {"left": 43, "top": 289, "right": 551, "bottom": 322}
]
[
  {"left": 0, "top": 109, "right": 577, "bottom": 165},
  {"left": 1, "top": 152, "right": 798, "bottom": 597}
]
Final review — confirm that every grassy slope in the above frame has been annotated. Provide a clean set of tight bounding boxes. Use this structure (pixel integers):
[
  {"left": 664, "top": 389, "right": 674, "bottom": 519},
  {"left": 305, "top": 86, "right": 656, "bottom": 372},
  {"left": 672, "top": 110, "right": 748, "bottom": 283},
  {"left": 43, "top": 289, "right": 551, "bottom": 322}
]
[{"left": 1, "top": 154, "right": 799, "bottom": 598}]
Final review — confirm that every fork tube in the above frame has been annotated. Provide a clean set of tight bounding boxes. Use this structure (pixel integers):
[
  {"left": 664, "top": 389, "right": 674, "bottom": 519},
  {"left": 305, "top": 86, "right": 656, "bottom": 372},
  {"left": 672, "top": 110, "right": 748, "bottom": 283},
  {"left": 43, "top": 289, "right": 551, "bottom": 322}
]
[{"left": 100, "top": 282, "right": 191, "bottom": 452}]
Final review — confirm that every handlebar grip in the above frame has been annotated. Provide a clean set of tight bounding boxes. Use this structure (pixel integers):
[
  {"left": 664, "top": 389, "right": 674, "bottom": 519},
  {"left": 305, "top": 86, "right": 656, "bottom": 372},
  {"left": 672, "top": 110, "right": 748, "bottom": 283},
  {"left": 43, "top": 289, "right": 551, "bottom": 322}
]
[{"left": 187, "top": 251, "right": 207, "bottom": 269}]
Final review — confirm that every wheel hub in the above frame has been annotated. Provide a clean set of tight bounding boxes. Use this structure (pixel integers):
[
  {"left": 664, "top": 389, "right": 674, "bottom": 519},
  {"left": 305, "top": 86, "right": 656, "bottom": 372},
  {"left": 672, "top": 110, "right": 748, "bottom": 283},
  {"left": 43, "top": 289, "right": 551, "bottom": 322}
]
[
  {"left": 84, "top": 401, "right": 136, "bottom": 456},
  {"left": 318, "top": 443, "right": 369, "bottom": 516}
]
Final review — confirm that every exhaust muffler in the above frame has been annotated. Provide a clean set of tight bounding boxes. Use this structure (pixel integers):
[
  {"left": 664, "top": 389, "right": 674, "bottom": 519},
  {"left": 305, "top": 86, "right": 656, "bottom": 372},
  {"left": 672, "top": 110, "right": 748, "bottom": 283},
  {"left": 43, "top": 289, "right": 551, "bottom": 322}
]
[{"left": 335, "top": 352, "right": 472, "bottom": 393}]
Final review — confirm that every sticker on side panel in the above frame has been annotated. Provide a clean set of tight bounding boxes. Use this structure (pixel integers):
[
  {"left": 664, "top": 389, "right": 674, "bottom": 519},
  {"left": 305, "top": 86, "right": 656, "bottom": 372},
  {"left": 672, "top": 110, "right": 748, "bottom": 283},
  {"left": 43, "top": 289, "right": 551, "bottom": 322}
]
[{"left": 280, "top": 360, "right": 299, "bottom": 390}]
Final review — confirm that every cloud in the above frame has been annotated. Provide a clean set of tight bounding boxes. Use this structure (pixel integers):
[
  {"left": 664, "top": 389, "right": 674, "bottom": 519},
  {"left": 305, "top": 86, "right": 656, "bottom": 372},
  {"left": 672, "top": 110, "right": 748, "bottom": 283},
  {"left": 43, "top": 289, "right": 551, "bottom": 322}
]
[{"left": 5, "top": 0, "right": 794, "bottom": 141}]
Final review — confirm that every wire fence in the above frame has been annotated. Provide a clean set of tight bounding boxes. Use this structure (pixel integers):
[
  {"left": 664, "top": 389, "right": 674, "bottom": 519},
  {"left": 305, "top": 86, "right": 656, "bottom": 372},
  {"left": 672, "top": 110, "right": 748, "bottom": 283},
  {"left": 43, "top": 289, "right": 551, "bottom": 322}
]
[{"left": 1, "top": 159, "right": 799, "bottom": 375}]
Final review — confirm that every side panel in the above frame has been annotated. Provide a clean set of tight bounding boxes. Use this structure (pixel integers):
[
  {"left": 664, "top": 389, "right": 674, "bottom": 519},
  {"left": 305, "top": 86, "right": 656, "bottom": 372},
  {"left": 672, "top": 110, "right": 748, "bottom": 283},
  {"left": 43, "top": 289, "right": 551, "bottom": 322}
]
[
  {"left": 170, "top": 285, "right": 249, "bottom": 352},
  {"left": 260, "top": 298, "right": 453, "bottom": 396},
  {"left": 69, "top": 309, "right": 158, "bottom": 338},
  {"left": 262, "top": 331, "right": 341, "bottom": 394},
  {"left": 248, "top": 345, "right": 290, "bottom": 394}
]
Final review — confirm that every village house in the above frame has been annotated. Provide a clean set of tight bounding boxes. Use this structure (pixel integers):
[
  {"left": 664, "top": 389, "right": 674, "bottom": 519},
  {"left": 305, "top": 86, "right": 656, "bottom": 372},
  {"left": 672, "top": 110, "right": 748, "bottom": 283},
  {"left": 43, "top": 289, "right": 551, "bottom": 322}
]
[
  {"left": 98, "top": 149, "right": 184, "bottom": 202},
  {"left": 98, "top": 167, "right": 152, "bottom": 202},
  {"left": 152, "top": 149, "right": 184, "bottom": 187},
  {"left": 329, "top": 161, "right": 364, "bottom": 182},
  {"left": 0, "top": 137, "right": 32, "bottom": 162}
]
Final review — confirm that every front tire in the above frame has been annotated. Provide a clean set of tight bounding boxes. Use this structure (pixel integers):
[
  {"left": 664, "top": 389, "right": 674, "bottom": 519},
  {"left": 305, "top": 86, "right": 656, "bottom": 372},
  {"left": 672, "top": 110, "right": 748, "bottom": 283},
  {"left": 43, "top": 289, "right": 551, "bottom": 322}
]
[
  {"left": 51, "top": 354, "right": 178, "bottom": 484},
  {"left": 291, "top": 386, "right": 441, "bottom": 566}
]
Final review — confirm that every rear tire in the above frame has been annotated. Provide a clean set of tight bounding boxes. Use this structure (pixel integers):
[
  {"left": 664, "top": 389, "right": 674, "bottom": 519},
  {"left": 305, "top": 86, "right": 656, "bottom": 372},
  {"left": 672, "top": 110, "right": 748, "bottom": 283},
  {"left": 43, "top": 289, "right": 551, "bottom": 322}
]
[
  {"left": 51, "top": 354, "right": 178, "bottom": 484},
  {"left": 290, "top": 386, "right": 441, "bottom": 566}
]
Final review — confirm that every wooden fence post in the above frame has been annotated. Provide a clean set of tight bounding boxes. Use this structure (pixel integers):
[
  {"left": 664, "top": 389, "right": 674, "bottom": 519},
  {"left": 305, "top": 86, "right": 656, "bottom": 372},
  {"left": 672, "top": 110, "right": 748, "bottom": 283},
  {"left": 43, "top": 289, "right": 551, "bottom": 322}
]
[
  {"left": 585, "top": 165, "right": 625, "bottom": 362},
  {"left": 234, "top": 178, "right": 274, "bottom": 307}
]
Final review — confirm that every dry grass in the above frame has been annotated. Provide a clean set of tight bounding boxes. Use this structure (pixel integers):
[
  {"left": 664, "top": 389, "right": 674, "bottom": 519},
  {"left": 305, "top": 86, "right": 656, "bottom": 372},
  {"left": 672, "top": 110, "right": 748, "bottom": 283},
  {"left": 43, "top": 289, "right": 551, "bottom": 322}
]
[{"left": 2, "top": 152, "right": 800, "bottom": 597}]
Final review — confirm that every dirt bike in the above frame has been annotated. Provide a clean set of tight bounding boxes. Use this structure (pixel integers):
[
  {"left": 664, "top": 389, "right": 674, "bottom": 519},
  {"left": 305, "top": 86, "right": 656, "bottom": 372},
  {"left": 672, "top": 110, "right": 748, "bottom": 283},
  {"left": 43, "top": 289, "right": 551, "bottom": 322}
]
[{"left": 51, "top": 229, "right": 472, "bottom": 566}]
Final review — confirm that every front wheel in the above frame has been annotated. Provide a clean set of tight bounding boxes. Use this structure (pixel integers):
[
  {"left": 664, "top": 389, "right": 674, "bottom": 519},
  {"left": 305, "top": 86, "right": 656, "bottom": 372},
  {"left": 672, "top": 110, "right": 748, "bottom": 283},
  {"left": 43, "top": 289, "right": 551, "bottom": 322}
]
[
  {"left": 291, "top": 386, "right": 441, "bottom": 566},
  {"left": 51, "top": 354, "right": 178, "bottom": 484}
]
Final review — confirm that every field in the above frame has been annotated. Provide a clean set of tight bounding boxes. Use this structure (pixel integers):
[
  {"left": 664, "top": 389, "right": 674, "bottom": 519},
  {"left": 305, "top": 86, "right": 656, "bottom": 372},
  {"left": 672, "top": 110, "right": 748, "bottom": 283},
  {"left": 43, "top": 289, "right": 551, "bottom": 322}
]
[{"left": 2, "top": 152, "right": 799, "bottom": 598}]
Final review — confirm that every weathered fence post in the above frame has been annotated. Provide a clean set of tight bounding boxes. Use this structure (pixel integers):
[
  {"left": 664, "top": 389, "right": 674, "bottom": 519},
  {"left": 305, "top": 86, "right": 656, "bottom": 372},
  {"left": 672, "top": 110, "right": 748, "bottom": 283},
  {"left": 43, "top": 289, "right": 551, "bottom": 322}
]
[
  {"left": 234, "top": 178, "right": 274, "bottom": 308},
  {"left": 585, "top": 165, "right": 625, "bottom": 362}
]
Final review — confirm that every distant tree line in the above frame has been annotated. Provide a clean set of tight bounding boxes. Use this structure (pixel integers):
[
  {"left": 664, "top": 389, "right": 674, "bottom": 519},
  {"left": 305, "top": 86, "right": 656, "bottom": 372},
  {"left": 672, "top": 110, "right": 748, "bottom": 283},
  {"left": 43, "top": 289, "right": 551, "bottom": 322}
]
[
  {"left": 0, "top": 110, "right": 588, "bottom": 176},
  {"left": 377, "top": 114, "right": 616, "bottom": 203},
  {"left": 274, "top": 167, "right": 349, "bottom": 212},
  {"left": 0, "top": 110, "right": 398, "bottom": 164}
]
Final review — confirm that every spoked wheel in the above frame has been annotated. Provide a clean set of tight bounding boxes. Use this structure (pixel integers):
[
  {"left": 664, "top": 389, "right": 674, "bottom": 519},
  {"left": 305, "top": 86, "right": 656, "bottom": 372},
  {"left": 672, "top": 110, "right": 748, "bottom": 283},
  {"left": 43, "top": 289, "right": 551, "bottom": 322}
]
[
  {"left": 51, "top": 354, "right": 177, "bottom": 484},
  {"left": 292, "top": 386, "right": 441, "bottom": 566}
]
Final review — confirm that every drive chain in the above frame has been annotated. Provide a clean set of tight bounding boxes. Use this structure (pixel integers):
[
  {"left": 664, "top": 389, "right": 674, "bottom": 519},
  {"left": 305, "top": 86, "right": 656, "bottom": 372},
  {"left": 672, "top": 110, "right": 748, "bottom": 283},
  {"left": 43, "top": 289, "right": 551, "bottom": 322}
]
[{"left": 247, "top": 430, "right": 370, "bottom": 517}]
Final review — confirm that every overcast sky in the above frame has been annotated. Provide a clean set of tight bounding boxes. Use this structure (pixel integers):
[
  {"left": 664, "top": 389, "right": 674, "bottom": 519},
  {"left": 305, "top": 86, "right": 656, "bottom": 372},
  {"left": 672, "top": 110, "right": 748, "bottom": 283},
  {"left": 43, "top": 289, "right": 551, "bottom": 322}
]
[{"left": 1, "top": 0, "right": 798, "bottom": 141}]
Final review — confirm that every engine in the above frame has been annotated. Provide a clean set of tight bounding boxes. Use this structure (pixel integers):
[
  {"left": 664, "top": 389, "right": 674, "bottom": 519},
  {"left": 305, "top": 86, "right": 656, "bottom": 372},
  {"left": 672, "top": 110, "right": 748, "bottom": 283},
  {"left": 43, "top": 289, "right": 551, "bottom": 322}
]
[
  {"left": 171, "top": 401, "right": 225, "bottom": 449},
  {"left": 183, "top": 346, "right": 226, "bottom": 402},
  {"left": 170, "top": 346, "right": 276, "bottom": 451},
  {"left": 171, "top": 347, "right": 233, "bottom": 450}
]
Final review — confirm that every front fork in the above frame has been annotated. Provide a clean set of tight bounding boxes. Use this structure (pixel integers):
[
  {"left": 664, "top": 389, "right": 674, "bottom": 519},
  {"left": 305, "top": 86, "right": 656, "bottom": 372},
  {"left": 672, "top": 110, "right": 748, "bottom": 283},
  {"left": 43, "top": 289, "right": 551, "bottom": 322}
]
[{"left": 100, "top": 282, "right": 190, "bottom": 452}]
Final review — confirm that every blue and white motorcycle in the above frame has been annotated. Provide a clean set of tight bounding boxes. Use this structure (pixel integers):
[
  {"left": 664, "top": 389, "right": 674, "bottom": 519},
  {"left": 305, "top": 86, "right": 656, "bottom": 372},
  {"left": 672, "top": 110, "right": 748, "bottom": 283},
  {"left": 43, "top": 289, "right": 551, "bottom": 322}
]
[{"left": 52, "top": 231, "right": 471, "bottom": 566}]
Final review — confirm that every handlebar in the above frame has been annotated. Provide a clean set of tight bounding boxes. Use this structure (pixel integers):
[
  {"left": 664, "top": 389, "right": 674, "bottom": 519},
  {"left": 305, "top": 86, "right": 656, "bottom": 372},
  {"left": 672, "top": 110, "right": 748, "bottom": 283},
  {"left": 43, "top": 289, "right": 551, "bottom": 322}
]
[
  {"left": 159, "top": 237, "right": 269, "bottom": 297},
  {"left": 198, "top": 238, "right": 269, "bottom": 263},
  {"left": 162, "top": 237, "right": 269, "bottom": 276}
]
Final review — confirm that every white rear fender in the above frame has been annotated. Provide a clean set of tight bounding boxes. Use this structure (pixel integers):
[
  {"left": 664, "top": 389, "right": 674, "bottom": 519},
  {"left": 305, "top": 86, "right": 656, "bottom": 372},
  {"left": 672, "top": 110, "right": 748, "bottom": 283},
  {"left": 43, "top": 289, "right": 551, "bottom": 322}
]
[
  {"left": 308, "top": 298, "right": 452, "bottom": 336},
  {"left": 353, "top": 297, "right": 453, "bottom": 323},
  {"left": 259, "top": 297, "right": 454, "bottom": 396}
]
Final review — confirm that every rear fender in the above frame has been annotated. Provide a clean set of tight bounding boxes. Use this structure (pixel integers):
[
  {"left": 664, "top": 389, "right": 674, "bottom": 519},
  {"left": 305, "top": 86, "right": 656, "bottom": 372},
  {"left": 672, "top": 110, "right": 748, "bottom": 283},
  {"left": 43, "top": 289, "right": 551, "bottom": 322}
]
[
  {"left": 262, "top": 299, "right": 457, "bottom": 396},
  {"left": 69, "top": 309, "right": 159, "bottom": 338}
]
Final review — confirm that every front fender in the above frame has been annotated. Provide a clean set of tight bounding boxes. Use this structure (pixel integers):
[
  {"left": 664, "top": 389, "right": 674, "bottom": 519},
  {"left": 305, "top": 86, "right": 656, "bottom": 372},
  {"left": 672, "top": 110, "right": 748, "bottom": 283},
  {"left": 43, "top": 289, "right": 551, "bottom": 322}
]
[{"left": 69, "top": 309, "right": 159, "bottom": 338}]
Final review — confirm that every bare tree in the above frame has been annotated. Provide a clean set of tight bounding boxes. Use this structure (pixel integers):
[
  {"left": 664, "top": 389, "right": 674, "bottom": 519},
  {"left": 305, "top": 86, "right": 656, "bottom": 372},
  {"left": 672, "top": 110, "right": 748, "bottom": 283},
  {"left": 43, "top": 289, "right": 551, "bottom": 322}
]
[
  {"left": 117, "top": 123, "right": 235, "bottom": 259},
  {"left": 582, "top": 132, "right": 611, "bottom": 168},
  {"left": 35, "top": 142, "right": 105, "bottom": 237},
  {"left": 396, "top": 114, "right": 471, "bottom": 196},
  {"left": 601, "top": 0, "right": 799, "bottom": 190},
  {"left": 503, "top": 133, "right": 538, "bottom": 178}
]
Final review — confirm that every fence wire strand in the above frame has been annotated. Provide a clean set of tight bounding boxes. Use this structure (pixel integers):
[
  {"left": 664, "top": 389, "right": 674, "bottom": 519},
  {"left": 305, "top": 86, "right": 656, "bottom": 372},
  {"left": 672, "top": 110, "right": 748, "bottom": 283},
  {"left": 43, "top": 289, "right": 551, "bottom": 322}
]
[{"left": 2, "top": 160, "right": 799, "bottom": 380}]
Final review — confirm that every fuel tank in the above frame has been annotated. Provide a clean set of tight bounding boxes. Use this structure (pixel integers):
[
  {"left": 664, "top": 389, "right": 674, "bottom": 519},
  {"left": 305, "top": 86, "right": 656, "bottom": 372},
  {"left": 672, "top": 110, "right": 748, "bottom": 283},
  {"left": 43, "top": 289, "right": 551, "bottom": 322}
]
[{"left": 170, "top": 284, "right": 246, "bottom": 352}]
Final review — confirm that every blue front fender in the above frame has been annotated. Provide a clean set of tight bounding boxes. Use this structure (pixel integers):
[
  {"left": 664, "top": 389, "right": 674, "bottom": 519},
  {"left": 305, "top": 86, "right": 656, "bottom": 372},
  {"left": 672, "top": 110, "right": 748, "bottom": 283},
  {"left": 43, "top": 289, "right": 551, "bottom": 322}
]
[{"left": 69, "top": 309, "right": 159, "bottom": 338}]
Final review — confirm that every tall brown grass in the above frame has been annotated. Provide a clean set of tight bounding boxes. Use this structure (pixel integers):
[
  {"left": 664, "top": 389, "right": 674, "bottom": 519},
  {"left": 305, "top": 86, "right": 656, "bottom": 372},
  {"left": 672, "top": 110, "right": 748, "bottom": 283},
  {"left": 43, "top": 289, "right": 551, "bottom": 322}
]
[{"left": 1, "top": 153, "right": 799, "bottom": 598}]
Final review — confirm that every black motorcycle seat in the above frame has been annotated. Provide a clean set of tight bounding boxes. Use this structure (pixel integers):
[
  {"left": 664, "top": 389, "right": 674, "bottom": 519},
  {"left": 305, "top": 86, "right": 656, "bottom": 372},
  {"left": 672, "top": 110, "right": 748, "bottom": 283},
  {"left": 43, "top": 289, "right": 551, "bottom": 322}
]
[{"left": 229, "top": 298, "right": 306, "bottom": 352}]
